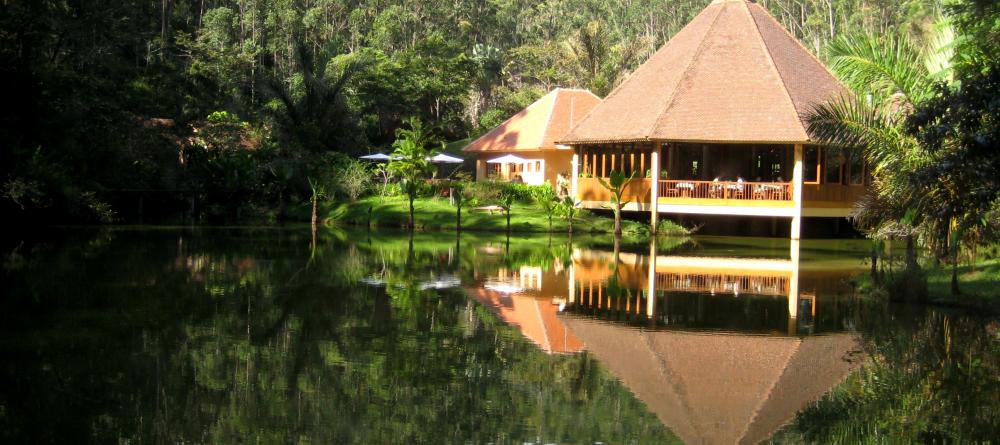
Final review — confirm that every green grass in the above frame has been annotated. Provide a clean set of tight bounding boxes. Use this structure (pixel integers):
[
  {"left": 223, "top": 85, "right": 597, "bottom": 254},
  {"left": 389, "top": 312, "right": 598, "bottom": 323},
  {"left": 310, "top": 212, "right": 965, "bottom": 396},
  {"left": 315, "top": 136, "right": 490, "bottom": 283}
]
[
  {"left": 925, "top": 258, "right": 1000, "bottom": 309},
  {"left": 327, "top": 196, "right": 687, "bottom": 236}
]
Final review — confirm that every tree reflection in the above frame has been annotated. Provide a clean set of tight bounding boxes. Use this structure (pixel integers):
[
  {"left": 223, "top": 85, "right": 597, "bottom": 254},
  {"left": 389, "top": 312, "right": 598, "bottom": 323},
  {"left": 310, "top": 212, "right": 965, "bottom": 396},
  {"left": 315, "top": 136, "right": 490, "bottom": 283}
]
[
  {"left": 780, "top": 306, "right": 1000, "bottom": 443},
  {"left": 0, "top": 228, "right": 676, "bottom": 444}
]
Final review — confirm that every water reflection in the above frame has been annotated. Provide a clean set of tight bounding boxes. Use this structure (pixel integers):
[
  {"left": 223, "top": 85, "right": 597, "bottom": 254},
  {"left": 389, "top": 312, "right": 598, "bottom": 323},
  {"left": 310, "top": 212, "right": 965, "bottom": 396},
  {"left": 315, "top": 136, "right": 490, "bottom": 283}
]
[
  {"left": 2, "top": 228, "right": 997, "bottom": 444},
  {"left": 466, "top": 237, "right": 868, "bottom": 443}
]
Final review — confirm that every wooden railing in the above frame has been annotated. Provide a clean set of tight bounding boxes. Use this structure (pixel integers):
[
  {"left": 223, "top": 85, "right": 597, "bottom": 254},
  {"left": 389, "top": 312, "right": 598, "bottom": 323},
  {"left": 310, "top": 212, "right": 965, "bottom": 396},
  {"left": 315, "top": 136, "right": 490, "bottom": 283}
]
[
  {"left": 802, "top": 183, "right": 867, "bottom": 203},
  {"left": 576, "top": 177, "right": 651, "bottom": 204},
  {"left": 657, "top": 180, "right": 792, "bottom": 201},
  {"left": 655, "top": 272, "right": 790, "bottom": 297}
]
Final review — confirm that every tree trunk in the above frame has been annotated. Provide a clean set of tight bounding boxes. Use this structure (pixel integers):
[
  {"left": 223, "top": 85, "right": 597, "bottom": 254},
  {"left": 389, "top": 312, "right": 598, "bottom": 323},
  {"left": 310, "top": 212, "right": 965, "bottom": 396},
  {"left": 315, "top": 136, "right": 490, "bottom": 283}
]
[
  {"left": 905, "top": 234, "right": 918, "bottom": 272},
  {"left": 506, "top": 209, "right": 511, "bottom": 234},
  {"left": 613, "top": 204, "right": 622, "bottom": 235},
  {"left": 456, "top": 202, "right": 462, "bottom": 232},
  {"left": 951, "top": 246, "right": 961, "bottom": 296},
  {"left": 408, "top": 195, "right": 415, "bottom": 230},
  {"left": 311, "top": 192, "right": 318, "bottom": 229},
  {"left": 895, "top": 234, "right": 927, "bottom": 303},
  {"left": 951, "top": 260, "right": 960, "bottom": 296},
  {"left": 870, "top": 244, "right": 879, "bottom": 284}
]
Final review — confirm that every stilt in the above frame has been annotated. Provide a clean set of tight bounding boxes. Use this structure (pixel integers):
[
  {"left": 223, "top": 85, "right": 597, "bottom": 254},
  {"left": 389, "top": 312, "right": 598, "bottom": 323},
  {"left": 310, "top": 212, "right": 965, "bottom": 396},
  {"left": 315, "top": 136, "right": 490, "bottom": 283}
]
[
  {"left": 646, "top": 237, "right": 657, "bottom": 323},
  {"left": 649, "top": 148, "right": 660, "bottom": 232},
  {"left": 790, "top": 144, "right": 804, "bottom": 240},
  {"left": 788, "top": 239, "right": 801, "bottom": 336}
]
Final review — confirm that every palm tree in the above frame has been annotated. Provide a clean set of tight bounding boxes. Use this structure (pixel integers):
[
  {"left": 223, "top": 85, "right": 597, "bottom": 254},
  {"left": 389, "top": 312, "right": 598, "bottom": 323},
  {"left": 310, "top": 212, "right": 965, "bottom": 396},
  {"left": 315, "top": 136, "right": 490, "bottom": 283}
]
[
  {"left": 388, "top": 118, "right": 437, "bottom": 229},
  {"left": 597, "top": 170, "right": 637, "bottom": 236},
  {"left": 805, "top": 27, "right": 953, "bottom": 299},
  {"left": 562, "top": 21, "right": 650, "bottom": 96}
]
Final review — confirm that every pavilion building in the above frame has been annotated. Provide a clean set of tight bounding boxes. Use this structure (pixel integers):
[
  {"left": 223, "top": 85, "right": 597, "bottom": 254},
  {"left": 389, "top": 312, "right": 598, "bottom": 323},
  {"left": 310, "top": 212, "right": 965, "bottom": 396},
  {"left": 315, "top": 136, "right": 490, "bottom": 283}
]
[
  {"left": 560, "top": 0, "right": 866, "bottom": 239},
  {"left": 463, "top": 88, "right": 601, "bottom": 193}
]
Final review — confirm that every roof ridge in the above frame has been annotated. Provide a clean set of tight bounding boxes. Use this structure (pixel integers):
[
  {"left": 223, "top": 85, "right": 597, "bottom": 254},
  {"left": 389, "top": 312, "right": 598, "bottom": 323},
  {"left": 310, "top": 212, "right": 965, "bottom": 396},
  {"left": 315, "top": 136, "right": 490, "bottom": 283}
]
[
  {"left": 748, "top": 2, "right": 843, "bottom": 88},
  {"left": 736, "top": 338, "right": 802, "bottom": 443},
  {"left": 640, "top": 331, "right": 702, "bottom": 439},
  {"left": 744, "top": 0, "right": 806, "bottom": 139},
  {"left": 645, "top": 2, "right": 727, "bottom": 138},
  {"left": 558, "top": 90, "right": 604, "bottom": 143},
  {"left": 539, "top": 89, "right": 560, "bottom": 148},
  {"left": 462, "top": 90, "right": 553, "bottom": 152}
]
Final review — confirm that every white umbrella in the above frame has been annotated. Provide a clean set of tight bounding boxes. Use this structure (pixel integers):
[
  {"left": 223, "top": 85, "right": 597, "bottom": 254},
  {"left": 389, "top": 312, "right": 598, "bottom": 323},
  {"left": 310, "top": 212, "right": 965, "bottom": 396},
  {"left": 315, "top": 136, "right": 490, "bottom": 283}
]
[
  {"left": 359, "top": 153, "right": 394, "bottom": 161},
  {"left": 486, "top": 154, "right": 528, "bottom": 164},
  {"left": 427, "top": 153, "right": 464, "bottom": 164}
]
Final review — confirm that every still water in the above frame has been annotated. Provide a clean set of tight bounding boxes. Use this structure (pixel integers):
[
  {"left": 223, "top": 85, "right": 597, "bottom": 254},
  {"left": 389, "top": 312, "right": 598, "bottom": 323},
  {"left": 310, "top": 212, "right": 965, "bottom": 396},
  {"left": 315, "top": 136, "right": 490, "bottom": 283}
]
[{"left": 1, "top": 227, "right": 998, "bottom": 444}]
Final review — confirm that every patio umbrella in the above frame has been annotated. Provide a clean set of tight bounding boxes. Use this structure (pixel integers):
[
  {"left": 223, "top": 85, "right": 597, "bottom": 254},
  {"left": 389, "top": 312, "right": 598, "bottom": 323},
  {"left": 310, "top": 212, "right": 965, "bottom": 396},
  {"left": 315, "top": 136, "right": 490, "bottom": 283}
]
[
  {"left": 486, "top": 154, "right": 528, "bottom": 164},
  {"left": 359, "top": 153, "right": 394, "bottom": 161},
  {"left": 427, "top": 153, "right": 464, "bottom": 164}
]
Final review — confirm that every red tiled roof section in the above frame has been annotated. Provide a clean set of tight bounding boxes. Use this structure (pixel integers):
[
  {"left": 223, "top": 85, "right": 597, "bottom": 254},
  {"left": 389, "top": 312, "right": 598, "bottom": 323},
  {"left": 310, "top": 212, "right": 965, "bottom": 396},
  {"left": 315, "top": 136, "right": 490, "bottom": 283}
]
[
  {"left": 561, "top": 0, "right": 848, "bottom": 145},
  {"left": 463, "top": 88, "right": 601, "bottom": 152}
]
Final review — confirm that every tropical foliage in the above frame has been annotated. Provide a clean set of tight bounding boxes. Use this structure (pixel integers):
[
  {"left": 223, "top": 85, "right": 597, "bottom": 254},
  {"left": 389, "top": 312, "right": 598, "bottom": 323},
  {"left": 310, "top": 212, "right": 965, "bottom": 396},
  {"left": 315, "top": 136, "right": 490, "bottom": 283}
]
[
  {"left": 1, "top": 0, "right": 953, "bottom": 225},
  {"left": 805, "top": 1, "right": 999, "bottom": 297}
]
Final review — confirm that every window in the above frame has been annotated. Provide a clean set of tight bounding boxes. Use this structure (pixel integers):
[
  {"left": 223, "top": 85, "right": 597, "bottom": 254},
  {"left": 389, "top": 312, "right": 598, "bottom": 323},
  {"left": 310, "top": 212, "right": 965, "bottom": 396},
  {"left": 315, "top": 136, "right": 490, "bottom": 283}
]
[
  {"left": 848, "top": 150, "right": 865, "bottom": 185},
  {"left": 803, "top": 146, "right": 820, "bottom": 183},
  {"left": 823, "top": 148, "right": 843, "bottom": 184}
]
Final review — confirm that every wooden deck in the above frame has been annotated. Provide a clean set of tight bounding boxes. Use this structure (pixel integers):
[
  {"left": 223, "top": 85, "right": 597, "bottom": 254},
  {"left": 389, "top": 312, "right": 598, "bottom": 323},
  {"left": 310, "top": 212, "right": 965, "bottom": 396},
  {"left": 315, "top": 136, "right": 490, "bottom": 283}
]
[{"left": 576, "top": 178, "right": 862, "bottom": 217}]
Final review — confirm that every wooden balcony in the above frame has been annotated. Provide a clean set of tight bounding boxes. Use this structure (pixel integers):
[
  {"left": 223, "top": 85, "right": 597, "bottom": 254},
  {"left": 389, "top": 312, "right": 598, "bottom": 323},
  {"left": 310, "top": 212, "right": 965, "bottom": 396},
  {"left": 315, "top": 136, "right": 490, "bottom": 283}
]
[
  {"left": 576, "top": 177, "right": 651, "bottom": 204},
  {"left": 658, "top": 180, "right": 792, "bottom": 204},
  {"left": 574, "top": 178, "right": 864, "bottom": 218}
]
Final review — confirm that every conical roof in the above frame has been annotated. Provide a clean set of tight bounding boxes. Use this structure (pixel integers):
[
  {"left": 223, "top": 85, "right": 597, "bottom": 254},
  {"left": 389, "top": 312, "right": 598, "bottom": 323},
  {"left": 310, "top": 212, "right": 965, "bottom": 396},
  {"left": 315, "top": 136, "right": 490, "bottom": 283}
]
[
  {"left": 463, "top": 88, "right": 601, "bottom": 152},
  {"left": 560, "top": 317, "right": 861, "bottom": 444},
  {"left": 562, "top": 0, "right": 848, "bottom": 144}
]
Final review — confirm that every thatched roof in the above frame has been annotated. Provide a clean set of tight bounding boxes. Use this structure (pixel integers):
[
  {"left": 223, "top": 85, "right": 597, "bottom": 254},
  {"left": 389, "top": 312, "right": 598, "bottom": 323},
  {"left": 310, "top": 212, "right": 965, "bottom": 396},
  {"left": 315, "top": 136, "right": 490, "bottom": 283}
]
[
  {"left": 463, "top": 88, "right": 601, "bottom": 152},
  {"left": 560, "top": 317, "right": 860, "bottom": 444},
  {"left": 561, "top": 0, "right": 848, "bottom": 145}
]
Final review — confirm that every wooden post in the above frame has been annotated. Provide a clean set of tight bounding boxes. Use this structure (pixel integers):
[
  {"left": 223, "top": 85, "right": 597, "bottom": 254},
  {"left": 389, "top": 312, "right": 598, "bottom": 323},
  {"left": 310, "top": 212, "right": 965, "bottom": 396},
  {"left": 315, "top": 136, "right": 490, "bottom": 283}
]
[
  {"left": 476, "top": 159, "right": 486, "bottom": 181},
  {"left": 649, "top": 147, "right": 660, "bottom": 232},
  {"left": 646, "top": 237, "right": 657, "bottom": 322},
  {"left": 788, "top": 239, "right": 801, "bottom": 335},
  {"left": 791, "top": 144, "right": 804, "bottom": 240},
  {"left": 570, "top": 151, "right": 580, "bottom": 200},
  {"left": 568, "top": 261, "right": 576, "bottom": 304}
]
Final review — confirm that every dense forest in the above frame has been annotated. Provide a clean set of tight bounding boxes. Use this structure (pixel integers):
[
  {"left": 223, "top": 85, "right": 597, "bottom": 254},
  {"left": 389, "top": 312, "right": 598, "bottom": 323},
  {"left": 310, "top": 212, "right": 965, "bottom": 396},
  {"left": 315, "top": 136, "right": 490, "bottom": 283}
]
[{"left": 1, "top": 0, "right": 955, "bottom": 224}]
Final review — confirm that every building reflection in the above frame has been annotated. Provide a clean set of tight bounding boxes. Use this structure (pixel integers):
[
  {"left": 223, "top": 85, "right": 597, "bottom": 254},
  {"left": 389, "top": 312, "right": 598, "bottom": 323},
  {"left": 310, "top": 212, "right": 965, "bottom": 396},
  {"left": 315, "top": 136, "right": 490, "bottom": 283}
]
[{"left": 466, "top": 239, "right": 864, "bottom": 444}]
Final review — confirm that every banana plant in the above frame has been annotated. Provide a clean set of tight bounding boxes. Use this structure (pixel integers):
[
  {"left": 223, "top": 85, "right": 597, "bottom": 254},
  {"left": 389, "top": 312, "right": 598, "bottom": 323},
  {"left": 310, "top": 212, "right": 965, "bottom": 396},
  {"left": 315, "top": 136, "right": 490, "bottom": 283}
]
[
  {"left": 597, "top": 170, "right": 637, "bottom": 236},
  {"left": 558, "top": 196, "right": 581, "bottom": 235}
]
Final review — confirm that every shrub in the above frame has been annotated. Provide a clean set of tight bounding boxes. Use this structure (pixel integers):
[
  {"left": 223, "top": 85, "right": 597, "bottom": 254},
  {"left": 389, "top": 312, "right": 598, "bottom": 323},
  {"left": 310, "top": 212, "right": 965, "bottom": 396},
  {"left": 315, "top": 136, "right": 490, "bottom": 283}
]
[{"left": 335, "top": 158, "right": 372, "bottom": 202}]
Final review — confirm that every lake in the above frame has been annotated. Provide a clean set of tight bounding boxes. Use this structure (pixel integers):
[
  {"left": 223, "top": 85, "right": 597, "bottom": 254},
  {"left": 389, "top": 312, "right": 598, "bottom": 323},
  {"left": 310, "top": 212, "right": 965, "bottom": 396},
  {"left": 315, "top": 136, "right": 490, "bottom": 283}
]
[{"left": 2, "top": 227, "right": 997, "bottom": 443}]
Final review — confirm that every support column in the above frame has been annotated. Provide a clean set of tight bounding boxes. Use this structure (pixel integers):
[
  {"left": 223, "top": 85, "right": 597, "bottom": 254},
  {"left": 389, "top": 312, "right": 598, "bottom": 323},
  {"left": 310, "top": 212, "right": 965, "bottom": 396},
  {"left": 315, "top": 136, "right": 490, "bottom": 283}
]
[
  {"left": 649, "top": 146, "right": 660, "bottom": 232},
  {"left": 791, "top": 144, "right": 804, "bottom": 240},
  {"left": 476, "top": 159, "right": 486, "bottom": 181},
  {"left": 568, "top": 262, "right": 576, "bottom": 305},
  {"left": 646, "top": 237, "right": 657, "bottom": 322},
  {"left": 570, "top": 150, "right": 580, "bottom": 200},
  {"left": 788, "top": 239, "right": 801, "bottom": 336}
]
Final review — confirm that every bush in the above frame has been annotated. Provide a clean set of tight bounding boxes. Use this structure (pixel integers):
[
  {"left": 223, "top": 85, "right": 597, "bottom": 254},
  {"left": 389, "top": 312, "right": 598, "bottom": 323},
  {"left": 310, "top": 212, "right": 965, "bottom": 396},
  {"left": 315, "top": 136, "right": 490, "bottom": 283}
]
[
  {"left": 462, "top": 181, "right": 547, "bottom": 206},
  {"left": 335, "top": 158, "right": 372, "bottom": 202}
]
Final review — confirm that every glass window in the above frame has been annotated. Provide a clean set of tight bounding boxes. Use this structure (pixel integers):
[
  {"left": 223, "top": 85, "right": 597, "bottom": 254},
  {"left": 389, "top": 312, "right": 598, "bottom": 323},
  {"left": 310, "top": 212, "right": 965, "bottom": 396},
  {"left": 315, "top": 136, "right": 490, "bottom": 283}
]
[
  {"left": 803, "top": 146, "right": 820, "bottom": 183},
  {"left": 824, "top": 148, "right": 843, "bottom": 184},
  {"left": 848, "top": 150, "right": 864, "bottom": 185}
]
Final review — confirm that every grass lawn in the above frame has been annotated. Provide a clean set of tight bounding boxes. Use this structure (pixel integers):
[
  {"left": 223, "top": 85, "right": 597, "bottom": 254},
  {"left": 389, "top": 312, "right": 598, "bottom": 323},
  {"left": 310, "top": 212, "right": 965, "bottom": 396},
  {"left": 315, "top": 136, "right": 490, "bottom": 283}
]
[
  {"left": 327, "top": 196, "right": 687, "bottom": 235},
  {"left": 925, "top": 258, "right": 1000, "bottom": 310}
]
